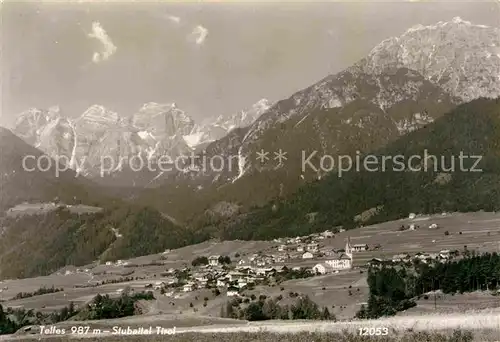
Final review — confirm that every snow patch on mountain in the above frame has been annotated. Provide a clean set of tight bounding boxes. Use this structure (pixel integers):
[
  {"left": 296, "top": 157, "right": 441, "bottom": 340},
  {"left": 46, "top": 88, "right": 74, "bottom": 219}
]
[{"left": 183, "top": 132, "right": 207, "bottom": 148}]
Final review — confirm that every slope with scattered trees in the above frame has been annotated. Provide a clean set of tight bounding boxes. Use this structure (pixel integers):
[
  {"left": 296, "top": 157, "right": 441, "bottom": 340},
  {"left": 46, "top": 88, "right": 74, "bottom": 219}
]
[{"left": 218, "top": 98, "right": 500, "bottom": 240}]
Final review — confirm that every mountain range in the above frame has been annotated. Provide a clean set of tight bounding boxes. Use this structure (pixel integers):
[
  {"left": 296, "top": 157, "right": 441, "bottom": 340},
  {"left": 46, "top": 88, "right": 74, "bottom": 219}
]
[
  {"left": 12, "top": 99, "right": 271, "bottom": 185},
  {"left": 136, "top": 17, "right": 500, "bottom": 222}
]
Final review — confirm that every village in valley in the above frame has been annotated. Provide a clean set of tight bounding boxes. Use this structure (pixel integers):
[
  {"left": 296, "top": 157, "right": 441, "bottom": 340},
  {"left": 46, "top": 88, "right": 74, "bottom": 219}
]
[{"left": 1, "top": 210, "right": 500, "bottom": 330}]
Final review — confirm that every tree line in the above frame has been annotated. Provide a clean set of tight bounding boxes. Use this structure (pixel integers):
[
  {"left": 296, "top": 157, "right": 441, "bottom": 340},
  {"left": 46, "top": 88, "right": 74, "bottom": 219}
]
[
  {"left": 0, "top": 302, "right": 76, "bottom": 335},
  {"left": 357, "top": 252, "right": 500, "bottom": 319},
  {"left": 221, "top": 294, "right": 334, "bottom": 321},
  {"left": 0, "top": 291, "right": 155, "bottom": 335},
  {"left": 79, "top": 291, "right": 155, "bottom": 320},
  {"left": 12, "top": 285, "right": 64, "bottom": 300}
]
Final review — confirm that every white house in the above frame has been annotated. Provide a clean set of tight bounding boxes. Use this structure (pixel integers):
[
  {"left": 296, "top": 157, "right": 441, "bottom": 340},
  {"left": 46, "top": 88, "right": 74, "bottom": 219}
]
[
  {"left": 217, "top": 278, "right": 227, "bottom": 287},
  {"left": 325, "top": 254, "right": 352, "bottom": 270},
  {"left": 183, "top": 283, "right": 195, "bottom": 292},
  {"left": 237, "top": 279, "right": 247, "bottom": 288},
  {"left": 208, "top": 255, "right": 220, "bottom": 266},
  {"left": 322, "top": 230, "right": 334, "bottom": 238},
  {"left": 228, "top": 272, "right": 246, "bottom": 282},
  {"left": 255, "top": 267, "right": 274, "bottom": 276},
  {"left": 302, "top": 252, "right": 314, "bottom": 259},
  {"left": 351, "top": 243, "right": 369, "bottom": 252},
  {"left": 409, "top": 213, "right": 416, "bottom": 219},
  {"left": 278, "top": 245, "right": 286, "bottom": 252},
  {"left": 312, "top": 263, "right": 334, "bottom": 275},
  {"left": 306, "top": 243, "right": 319, "bottom": 252}
]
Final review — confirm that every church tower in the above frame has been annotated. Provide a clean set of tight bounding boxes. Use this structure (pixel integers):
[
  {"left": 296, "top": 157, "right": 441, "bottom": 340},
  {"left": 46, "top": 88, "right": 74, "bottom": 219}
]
[{"left": 345, "top": 237, "right": 353, "bottom": 259}]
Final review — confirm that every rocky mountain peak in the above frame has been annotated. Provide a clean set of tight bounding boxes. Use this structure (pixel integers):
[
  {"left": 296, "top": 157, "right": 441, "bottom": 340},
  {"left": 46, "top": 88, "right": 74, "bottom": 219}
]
[
  {"left": 132, "top": 102, "right": 195, "bottom": 137},
  {"left": 361, "top": 17, "right": 500, "bottom": 102},
  {"left": 77, "top": 105, "right": 120, "bottom": 128},
  {"left": 211, "top": 98, "right": 272, "bottom": 132},
  {"left": 14, "top": 107, "right": 62, "bottom": 145}
]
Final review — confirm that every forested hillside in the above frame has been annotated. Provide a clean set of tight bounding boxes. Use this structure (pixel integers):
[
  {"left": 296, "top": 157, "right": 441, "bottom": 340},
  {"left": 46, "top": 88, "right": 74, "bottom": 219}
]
[
  {"left": 0, "top": 205, "right": 204, "bottom": 279},
  {"left": 214, "top": 98, "right": 500, "bottom": 240}
]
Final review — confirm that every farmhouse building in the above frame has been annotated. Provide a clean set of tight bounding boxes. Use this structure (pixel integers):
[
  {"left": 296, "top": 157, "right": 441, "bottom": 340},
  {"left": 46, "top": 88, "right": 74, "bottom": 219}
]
[
  {"left": 306, "top": 243, "right": 319, "bottom": 252},
  {"left": 325, "top": 254, "right": 352, "bottom": 270},
  {"left": 228, "top": 271, "right": 246, "bottom": 282},
  {"left": 312, "top": 263, "right": 334, "bottom": 275},
  {"left": 208, "top": 255, "right": 220, "bottom": 266},
  {"left": 351, "top": 243, "right": 369, "bottom": 252},
  {"left": 302, "top": 252, "right": 314, "bottom": 259},
  {"left": 368, "top": 258, "right": 383, "bottom": 267},
  {"left": 183, "top": 283, "right": 195, "bottom": 292}
]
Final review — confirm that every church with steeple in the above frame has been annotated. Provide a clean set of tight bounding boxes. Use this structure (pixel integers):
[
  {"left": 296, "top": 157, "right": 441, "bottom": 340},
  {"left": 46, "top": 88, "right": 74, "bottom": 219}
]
[
  {"left": 345, "top": 237, "right": 353, "bottom": 259},
  {"left": 324, "top": 237, "right": 353, "bottom": 270}
]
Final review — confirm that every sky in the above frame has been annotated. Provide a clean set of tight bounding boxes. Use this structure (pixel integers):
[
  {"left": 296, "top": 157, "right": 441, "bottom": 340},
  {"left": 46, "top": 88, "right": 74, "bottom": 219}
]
[{"left": 1, "top": 0, "right": 499, "bottom": 127}]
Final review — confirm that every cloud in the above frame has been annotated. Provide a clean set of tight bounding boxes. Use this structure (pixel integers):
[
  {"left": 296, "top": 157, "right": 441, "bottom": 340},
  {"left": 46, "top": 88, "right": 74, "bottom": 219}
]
[
  {"left": 87, "top": 21, "right": 117, "bottom": 63},
  {"left": 167, "top": 15, "right": 181, "bottom": 24},
  {"left": 189, "top": 25, "right": 209, "bottom": 45}
]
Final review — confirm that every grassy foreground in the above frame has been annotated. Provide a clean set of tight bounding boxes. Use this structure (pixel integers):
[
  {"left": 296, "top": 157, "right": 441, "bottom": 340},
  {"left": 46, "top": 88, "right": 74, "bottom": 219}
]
[{"left": 10, "top": 330, "right": 500, "bottom": 342}]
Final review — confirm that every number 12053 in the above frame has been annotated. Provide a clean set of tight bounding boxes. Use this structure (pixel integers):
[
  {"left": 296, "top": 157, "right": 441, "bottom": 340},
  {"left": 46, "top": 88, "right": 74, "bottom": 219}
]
[{"left": 358, "top": 327, "right": 389, "bottom": 336}]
